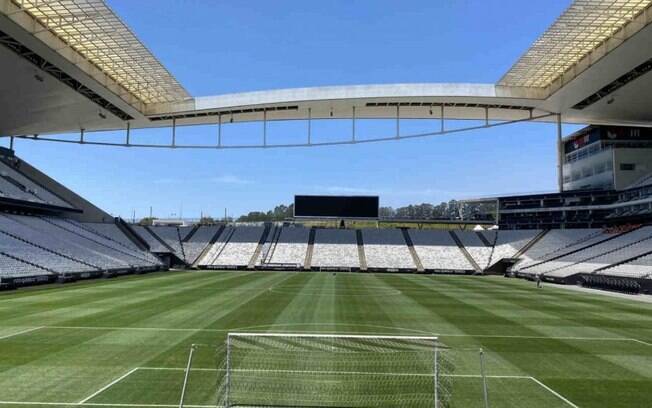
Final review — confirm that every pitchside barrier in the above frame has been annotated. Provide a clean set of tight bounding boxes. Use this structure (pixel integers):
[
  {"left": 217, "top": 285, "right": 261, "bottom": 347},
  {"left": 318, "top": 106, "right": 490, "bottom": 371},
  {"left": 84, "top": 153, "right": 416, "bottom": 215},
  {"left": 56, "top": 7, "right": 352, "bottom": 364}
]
[{"left": 178, "top": 333, "right": 502, "bottom": 408}]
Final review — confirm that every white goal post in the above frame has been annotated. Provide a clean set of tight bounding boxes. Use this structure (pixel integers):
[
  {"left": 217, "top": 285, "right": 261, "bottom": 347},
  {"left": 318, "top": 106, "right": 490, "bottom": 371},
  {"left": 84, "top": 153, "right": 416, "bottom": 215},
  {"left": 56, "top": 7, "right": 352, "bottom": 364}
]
[{"left": 212, "top": 332, "right": 453, "bottom": 408}]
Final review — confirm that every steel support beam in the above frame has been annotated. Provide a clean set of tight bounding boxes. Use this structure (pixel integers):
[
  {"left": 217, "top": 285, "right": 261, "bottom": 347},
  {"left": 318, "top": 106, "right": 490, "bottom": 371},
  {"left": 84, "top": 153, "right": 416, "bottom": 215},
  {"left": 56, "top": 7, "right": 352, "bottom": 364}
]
[{"left": 557, "top": 114, "right": 563, "bottom": 192}]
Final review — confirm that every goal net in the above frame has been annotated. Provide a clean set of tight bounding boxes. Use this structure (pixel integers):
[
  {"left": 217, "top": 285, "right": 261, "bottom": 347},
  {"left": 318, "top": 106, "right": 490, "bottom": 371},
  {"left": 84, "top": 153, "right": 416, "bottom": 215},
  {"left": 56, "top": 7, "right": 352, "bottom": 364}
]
[{"left": 213, "top": 332, "right": 453, "bottom": 408}]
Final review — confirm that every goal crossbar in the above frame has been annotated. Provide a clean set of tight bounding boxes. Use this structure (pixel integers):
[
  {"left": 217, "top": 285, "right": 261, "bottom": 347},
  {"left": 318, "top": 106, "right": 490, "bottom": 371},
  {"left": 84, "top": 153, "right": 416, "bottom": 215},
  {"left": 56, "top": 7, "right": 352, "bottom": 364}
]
[{"left": 228, "top": 332, "right": 439, "bottom": 341}]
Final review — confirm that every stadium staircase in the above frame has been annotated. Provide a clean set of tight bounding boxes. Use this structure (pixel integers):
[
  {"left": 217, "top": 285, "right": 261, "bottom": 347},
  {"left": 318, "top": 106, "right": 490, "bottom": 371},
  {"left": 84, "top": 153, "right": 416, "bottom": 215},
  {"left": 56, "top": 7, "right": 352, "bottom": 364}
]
[
  {"left": 476, "top": 231, "right": 492, "bottom": 247},
  {"left": 513, "top": 229, "right": 549, "bottom": 258},
  {"left": 192, "top": 225, "right": 225, "bottom": 268},
  {"left": 356, "top": 229, "right": 367, "bottom": 271},
  {"left": 144, "top": 225, "right": 177, "bottom": 253},
  {"left": 115, "top": 218, "right": 150, "bottom": 251},
  {"left": 176, "top": 227, "right": 187, "bottom": 263},
  {"left": 248, "top": 224, "right": 272, "bottom": 269},
  {"left": 258, "top": 225, "right": 281, "bottom": 266},
  {"left": 182, "top": 225, "right": 200, "bottom": 242},
  {"left": 304, "top": 227, "right": 316, "bottom": 270},
  {"left": 449, "top": 230, "right": 482, "bottom": 273},
  {"left": 400, "top": 228, "right": 424, "bottom": 272},
  {"left": 205, "top": 227, "right": 236, "bottom": 265}
]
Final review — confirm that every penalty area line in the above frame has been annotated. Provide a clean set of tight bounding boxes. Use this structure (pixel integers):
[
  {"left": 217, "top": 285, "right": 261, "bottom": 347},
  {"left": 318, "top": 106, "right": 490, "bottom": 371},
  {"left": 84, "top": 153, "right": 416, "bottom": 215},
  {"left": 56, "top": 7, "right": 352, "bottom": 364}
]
[
  {"left": 529, "top": 377, "right": 579, "bottom": 408},
  {"left": 0, "top": 326, "right": 43, "bottom": 340},
  {"left": 78, "top": 368, "right": 139, "bottom": 404},
  {"left": 0, "top": 402, "right": 215, "bottom": 407}
]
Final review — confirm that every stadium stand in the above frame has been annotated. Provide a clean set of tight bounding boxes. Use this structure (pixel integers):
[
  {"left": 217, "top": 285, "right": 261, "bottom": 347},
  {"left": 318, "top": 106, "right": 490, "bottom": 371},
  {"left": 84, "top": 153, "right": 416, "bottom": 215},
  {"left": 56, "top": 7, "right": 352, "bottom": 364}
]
[
  {"left": 408, "top": 230, "right": 474, "bottom": 272},
  {"left": 132, "top": 225, "right": 170, "bottom": 253},
  {"left": 455, "top": 231, "right": 494, "bottom": 269},
  {"left": 537, "top": 226, "right": 652, "bottom": 277},
  {"left": 182, "top": 225, "right": 221, "bottom": 264},
  {"left": 0, "top": 214, "right": 161, "bottom": 284},
  {"left": 485, "top": 230, "right": 541, "bottom": 266},
  {"left": 311, "top": 228, "right": 360, "bottom": 270},
  {"left": 200, "top": 226, "right": 265, "bottom": 268},
  {"left": 0, "top": 251, "right": 54, "bottom": 280},
  {"left": 0, "top": 160, "right": 72, "bottom": 208},
  {"left": 515, "top": 229, "right": 602, "bottom": 271},
  {"left": 83, "top": 222, "right": 140, "bottom": 249},
  {"left": 361, "top": 228, "right": 416, "bottom": 270},
  {"left": 260, "top": 226, "right": 310, "bottom": 268},
  {"left": 148, "top": 226, "right": 186, "bottom": 262}
]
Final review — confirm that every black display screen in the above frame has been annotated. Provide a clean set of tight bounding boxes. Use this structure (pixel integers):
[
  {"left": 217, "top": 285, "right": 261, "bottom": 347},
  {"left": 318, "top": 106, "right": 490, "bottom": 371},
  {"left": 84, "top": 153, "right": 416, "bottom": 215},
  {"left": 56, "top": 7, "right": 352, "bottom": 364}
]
[{"left": 294, "top": 195, "right": 379, "bottom": 218}]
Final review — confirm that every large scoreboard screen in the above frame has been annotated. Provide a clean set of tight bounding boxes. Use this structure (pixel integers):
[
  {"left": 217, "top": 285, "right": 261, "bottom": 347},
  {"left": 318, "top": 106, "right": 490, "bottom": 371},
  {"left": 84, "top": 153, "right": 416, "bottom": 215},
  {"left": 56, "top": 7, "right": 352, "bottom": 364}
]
[{"left": 294, "top": 195, "right": 379, "bottom": 219}]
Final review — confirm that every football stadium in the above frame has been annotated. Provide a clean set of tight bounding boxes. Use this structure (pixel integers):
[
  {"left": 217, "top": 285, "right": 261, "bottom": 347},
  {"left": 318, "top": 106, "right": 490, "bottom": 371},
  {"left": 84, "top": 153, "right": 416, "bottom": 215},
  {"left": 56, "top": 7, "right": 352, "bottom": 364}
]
[{"left": 1, "top": 1, "right": 652, "bottom": 407}]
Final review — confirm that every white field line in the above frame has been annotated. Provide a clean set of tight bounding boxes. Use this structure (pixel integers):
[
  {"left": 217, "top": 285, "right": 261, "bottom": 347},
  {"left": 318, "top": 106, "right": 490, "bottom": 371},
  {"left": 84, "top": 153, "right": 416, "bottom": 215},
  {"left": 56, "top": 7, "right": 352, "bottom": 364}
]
[
  {"left": 529, "top": 377, "right": 579, "bottom": 408},
  {"left": 0, "top": 402, "right": 214, "bottom": 407},
  {"left": 78, "top": 367, "right": 139, "bottom": 404},
  {"left": 0, "top": 326, "right": 43, "bottom": 340},
  {"left": 37, "top": 325, "right": 649, "bottom": 345},
  {"left": 138, "top": 366, "right": 530, "bottom": 379},
  {"left": 629, "top": 338, "right": 652, "bottom": 346}
]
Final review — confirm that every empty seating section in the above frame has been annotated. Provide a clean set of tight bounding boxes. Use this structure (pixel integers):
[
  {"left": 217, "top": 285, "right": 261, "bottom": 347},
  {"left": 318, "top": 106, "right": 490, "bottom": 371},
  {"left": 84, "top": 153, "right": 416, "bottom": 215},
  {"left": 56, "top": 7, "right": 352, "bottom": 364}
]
[
  {"left": 408, "top": 230, "right": 473, "bottom": 271},
  {"left": 182, "top": 225, "right": 220, "bottom": 264},
  {"left": 538, "top": 227, "right": 652, "bottom": 277},
  {"left": 311, "top": 229, "right": 360, "bottom": 269},
  {"left": 455, "top": 231, "right": 493, "bottom": 269},
  {"left": 0, "top": 160, "right": 71, "bottom": 208},
  {"left": 202, "top": 226, "right": 264, "bottom": 267},
  {"left": 487, "top": 230, "right": 540, "bottom": 266},
  {"left": 83, "top": 222, "right": 138, "bottom": 249},
  {"left": 598, "top": 254, "right": 652, "bottom": 278},
  {"left": 132, "top": 225, "right": 169, "bottom": 253},
  {"left": 0, "top": 252, "right": 53, "bottom": 279},
  {"left": 362, "top": 228, "right": 415, "bottom": 269},
  {"left": 0, "top": 214, "right": 162, "bottom": 280},
  {"left": 0, "top": 225, "right": 92, "bottom": 274},
  {"left": 266, "top": 227, "right": 309, "bottom": 266},
  {"left": 178, "top": 226, "right": 195, "bottom": 241},
  {"left": 516, "top": 229, "right": 601, "bottom": 271},
  {"left": 148, "top": 226, "right": 185, "bottom": 260}
]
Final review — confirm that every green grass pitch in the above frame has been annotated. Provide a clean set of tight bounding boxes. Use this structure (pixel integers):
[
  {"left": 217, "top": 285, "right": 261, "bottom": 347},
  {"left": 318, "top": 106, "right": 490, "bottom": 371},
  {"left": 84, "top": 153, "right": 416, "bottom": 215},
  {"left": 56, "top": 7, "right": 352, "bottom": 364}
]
[{"left": 0, "top": 271, "right": 650, "bottom": 407}]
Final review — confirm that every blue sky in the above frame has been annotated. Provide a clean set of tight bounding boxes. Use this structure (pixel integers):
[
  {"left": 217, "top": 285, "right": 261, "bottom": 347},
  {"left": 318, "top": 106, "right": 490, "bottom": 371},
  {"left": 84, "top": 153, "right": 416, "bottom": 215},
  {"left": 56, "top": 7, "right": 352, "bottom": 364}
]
[{"left": 3, "top": 0, "right": 580, "bottom": 220}]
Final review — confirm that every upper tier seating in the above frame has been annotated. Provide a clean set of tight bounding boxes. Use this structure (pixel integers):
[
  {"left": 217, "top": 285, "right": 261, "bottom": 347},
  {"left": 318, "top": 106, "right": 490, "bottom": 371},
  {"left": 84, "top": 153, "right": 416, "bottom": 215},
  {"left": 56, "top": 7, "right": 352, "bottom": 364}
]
[
  {"left": 265, "top": 227, "right": 309, "bottom": 266},
  {"left": 201, "top": 226, "right": 264, "bottom": 267},
  {"left": 311, "top": 229, "right": 360, "bottom": 269},
  {"left": 408, "top": 230, "right": 473, "bottom": 271},
  {"left": 0, "top": 160, "right": 71, "bottom": 208},
  {"left": 455, "top": 231, "right": 493, "bottom": 269},
  {"left": 362, "top": 228, "right": 415, "bottom": 269},
  {"left": 182, "top": 225, "right": 221, "bottom": 264}
]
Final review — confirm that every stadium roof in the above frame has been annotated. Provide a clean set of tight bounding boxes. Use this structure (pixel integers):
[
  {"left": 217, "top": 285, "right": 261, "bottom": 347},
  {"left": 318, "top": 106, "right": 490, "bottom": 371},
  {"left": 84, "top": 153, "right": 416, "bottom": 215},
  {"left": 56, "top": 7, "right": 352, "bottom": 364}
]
[
  {"left": 499, "top": 0, "right": 652, "bottom": 91},
  {"left": 1, "top": 0, "right": 652, "bottom": 140}
]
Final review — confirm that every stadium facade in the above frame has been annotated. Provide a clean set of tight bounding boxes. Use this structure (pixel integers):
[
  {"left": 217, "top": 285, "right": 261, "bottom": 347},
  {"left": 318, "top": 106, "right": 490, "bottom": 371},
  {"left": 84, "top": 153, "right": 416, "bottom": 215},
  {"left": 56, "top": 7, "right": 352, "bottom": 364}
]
[{"left": 1, "top": 0, "right": 652, "bottom": 295}]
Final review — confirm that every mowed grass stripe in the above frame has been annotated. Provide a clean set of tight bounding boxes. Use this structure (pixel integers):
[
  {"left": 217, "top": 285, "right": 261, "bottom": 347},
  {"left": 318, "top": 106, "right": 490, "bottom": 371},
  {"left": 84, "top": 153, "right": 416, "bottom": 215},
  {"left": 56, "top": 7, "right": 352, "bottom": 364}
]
[
  {"left": 387, "top": 274, "right": 651, "bottom": 408},
  {"left": 0, "top": 271, "right": 650, "bottom": 408}
]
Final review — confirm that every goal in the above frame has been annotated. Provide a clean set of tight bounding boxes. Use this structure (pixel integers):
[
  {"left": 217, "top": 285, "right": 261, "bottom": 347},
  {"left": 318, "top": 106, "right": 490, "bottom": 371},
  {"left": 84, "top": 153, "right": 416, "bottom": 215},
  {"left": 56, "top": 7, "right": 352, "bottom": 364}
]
[{"left": 210, "top": 332, "right": 453, "bottom": 408}]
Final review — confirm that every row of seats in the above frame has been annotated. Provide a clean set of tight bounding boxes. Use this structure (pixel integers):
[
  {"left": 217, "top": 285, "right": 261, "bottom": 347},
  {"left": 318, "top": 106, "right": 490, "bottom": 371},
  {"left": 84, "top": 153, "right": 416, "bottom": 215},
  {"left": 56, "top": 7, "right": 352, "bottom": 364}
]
[
  {"left": 0, "top": 160, "right": 72, "bottom": 208},
  {"left": 516, "top": 227, "right": 652, "bottom": 279},
  {"left": 0, "top": 215, "right": 162, "bottom": 280}
]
